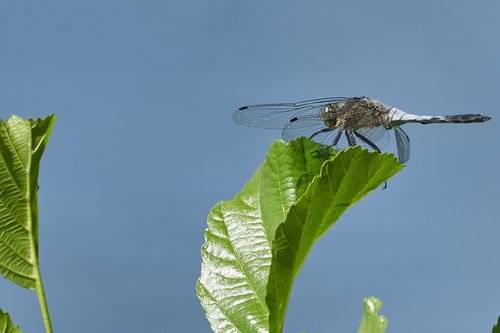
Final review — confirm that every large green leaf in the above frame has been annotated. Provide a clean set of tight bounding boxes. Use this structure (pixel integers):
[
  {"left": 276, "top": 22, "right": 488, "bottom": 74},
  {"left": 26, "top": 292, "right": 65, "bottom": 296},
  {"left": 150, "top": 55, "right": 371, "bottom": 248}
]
[
  {"left": 357, "top": 297, "right": 388, "bottom": 333},
  {"left": 267, "top": 147, "right": 402, "bottom": 332},
  {"left": 0, "top": 115, "right": 55, "bottom": 289},
  {"left": 0, "top": 309, "right": 23, "bottom": 333},
  {"left": 197, "top": 138, "right": 403, "bottom": 332},
  {"left": 197, "top": 138, "right": 332, "bottom": 332}
]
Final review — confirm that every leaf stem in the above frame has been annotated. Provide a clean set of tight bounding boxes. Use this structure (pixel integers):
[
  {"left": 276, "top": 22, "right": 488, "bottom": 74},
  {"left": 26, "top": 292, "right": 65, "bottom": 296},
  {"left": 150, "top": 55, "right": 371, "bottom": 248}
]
[{"left": 34, "top": 265, "right": 53, "bottom": 333}]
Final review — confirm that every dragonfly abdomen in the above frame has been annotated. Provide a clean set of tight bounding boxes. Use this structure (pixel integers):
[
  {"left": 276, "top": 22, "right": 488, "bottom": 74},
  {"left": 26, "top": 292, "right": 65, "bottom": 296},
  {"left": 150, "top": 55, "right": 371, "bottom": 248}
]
[
  {"left": 387, "top": 108, "right": 491, "bottom": 126},
  {"left": 404, "top": 114, "right": 491, "bottom": 125},
  {"left": 424, "top": 114, "right": 491, "bottom": 124}
]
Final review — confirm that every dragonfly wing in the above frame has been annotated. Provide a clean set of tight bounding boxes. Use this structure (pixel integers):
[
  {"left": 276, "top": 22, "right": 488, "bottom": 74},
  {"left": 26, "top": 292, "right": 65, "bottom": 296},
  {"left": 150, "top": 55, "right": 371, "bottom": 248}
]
[
  {"left": 233, "top": 97, "right": 349, "bottom": 129},
  {"left": 356, "top": 126, "right": 391, "bottom": 148},
  {"left": 394, "top": 126, "right": 410, "bottom": 163},
  {"left": 281, "top": 114, "right": 342, "bottom": 146}
]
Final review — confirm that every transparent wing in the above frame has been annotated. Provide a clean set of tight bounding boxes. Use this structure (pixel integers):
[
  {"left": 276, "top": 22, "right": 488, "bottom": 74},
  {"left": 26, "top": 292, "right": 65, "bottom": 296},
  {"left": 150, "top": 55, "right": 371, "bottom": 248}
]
[
  {"left": 281, "top": 114, "right": 337, "bottom": 142},
  {"left": 337, "top": 126, "right": 390, "bottom": 151},
  {"left": 393, "top": 126, "right": 410, "bottom": 163},
  {"left": 357, "top": 126, "right": 391, "bottom": 148},
  {"left": 233, "top": 97, "right": 350, "bottom": 129}
]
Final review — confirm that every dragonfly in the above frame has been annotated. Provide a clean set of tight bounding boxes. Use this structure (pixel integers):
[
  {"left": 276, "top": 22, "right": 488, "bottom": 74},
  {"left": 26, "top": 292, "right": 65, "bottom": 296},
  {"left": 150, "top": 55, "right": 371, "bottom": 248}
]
[{"left": 233, "top": 96, "right": 492, "bottom": 163}]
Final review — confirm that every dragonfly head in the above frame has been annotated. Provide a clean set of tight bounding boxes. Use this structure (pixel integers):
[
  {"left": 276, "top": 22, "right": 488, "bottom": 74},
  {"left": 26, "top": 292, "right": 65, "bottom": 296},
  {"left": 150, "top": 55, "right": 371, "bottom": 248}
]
[{"left": 320, "top": 104, "right": 338, "bottom": 128}]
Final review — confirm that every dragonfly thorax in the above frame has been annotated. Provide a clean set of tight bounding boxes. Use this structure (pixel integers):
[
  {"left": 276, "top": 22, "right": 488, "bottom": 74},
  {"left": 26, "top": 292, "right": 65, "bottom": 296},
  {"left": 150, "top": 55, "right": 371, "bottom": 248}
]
[{"left": 320, "top": 97, "right": 390, "bottom": 130}]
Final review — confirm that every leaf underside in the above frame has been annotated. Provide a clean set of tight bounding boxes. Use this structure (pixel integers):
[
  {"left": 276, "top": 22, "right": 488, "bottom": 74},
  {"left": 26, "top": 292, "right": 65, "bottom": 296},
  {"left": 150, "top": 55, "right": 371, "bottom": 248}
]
[
  {"left": 0, "top": 115, "right": 55, "bottom": 289},
  {"left": 197, "top": 138, "right": 403, "bottom": 332}
]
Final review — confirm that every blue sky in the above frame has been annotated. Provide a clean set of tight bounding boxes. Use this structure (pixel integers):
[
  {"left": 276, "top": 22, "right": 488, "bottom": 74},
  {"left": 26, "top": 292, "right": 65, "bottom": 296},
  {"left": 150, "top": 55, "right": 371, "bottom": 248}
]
[{"left": 0, "top": 1, "right": 499, "bottom": 332}]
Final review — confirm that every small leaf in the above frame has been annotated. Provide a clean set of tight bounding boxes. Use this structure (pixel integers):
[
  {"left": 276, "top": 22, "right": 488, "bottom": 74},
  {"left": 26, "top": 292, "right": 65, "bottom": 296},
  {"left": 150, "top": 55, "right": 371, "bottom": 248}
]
[
  {"left": 357, "top": 297, "right": 388, "bottom": 333},
  {"left": 493, "top": 316, "right": 500, "bottom": 333},
  {"left": 0, "top": 309, "right": 23, "bottom": 333},
  {"left": 0, "top": 115, "right": 55, "bottom": 289},
  {"left": 267, "top": 147, "right": 403, "bottom": 332},
  {"left": 197, "top": 138, "right": 332, "bottom": 332}
]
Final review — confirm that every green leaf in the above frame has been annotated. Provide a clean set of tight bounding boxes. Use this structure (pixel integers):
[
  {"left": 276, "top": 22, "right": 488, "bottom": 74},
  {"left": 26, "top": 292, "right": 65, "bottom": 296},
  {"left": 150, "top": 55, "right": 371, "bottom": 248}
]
[
  {"left": 197, "top": 138, "right": 332, "bottom": 332},
  {"left": 493, "top": 316, "right": 500, "bottom": 333},
  {"left": 357, "top": 297, "right": 388, "bottom": 333},
  {"left": 0, "top": 115, "right": 55, "bottom": 333},
  {"left": 197, "top": 138, "right": 403, "bottom": 332},
  {"left": 0, "top": 115, "right": 55, "bottom": 289},
  {"left": 0, "top": 309, "right": 23, "bottom": 333},
  {"left": 267, "top": 147, "right": 402, "bottom": 332}
]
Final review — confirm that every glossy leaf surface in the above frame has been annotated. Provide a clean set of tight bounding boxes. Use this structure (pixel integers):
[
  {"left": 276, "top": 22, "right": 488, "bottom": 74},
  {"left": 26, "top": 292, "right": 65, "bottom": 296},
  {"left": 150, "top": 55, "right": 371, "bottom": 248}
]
[{"left": 197, "top": 138, "right": 403, "bottom": 332}]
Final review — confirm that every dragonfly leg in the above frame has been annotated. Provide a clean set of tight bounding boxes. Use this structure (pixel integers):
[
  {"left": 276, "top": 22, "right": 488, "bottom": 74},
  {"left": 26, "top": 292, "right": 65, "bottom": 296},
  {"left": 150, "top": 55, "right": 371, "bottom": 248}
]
[
  {"left": 331, "top": 129, "right": 342, "bottom": 146},
  {"left": 314, "top": 129, "right": 343, "bottom": 148},
  {"left": 309, "top": 127, "right": 335, "bottom": 140},
  {"left": 309, "top": 128, "right": 343, "bottom": 156},
  {"left": 345, "top": 130, "right": 357, "bottom": 146},
  {"left": 308, "top": 128, "right": 337, "bottom": 155},
  {"left": 353, "top": 131, "right": 381, "bottom": 153}
]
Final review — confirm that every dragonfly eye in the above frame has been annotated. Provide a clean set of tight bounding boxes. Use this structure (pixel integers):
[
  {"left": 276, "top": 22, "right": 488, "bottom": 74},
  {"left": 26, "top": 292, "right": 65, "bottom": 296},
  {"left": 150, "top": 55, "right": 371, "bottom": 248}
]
[{"left": 320, "top": 106, "right": 337, "bottom": 124}]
